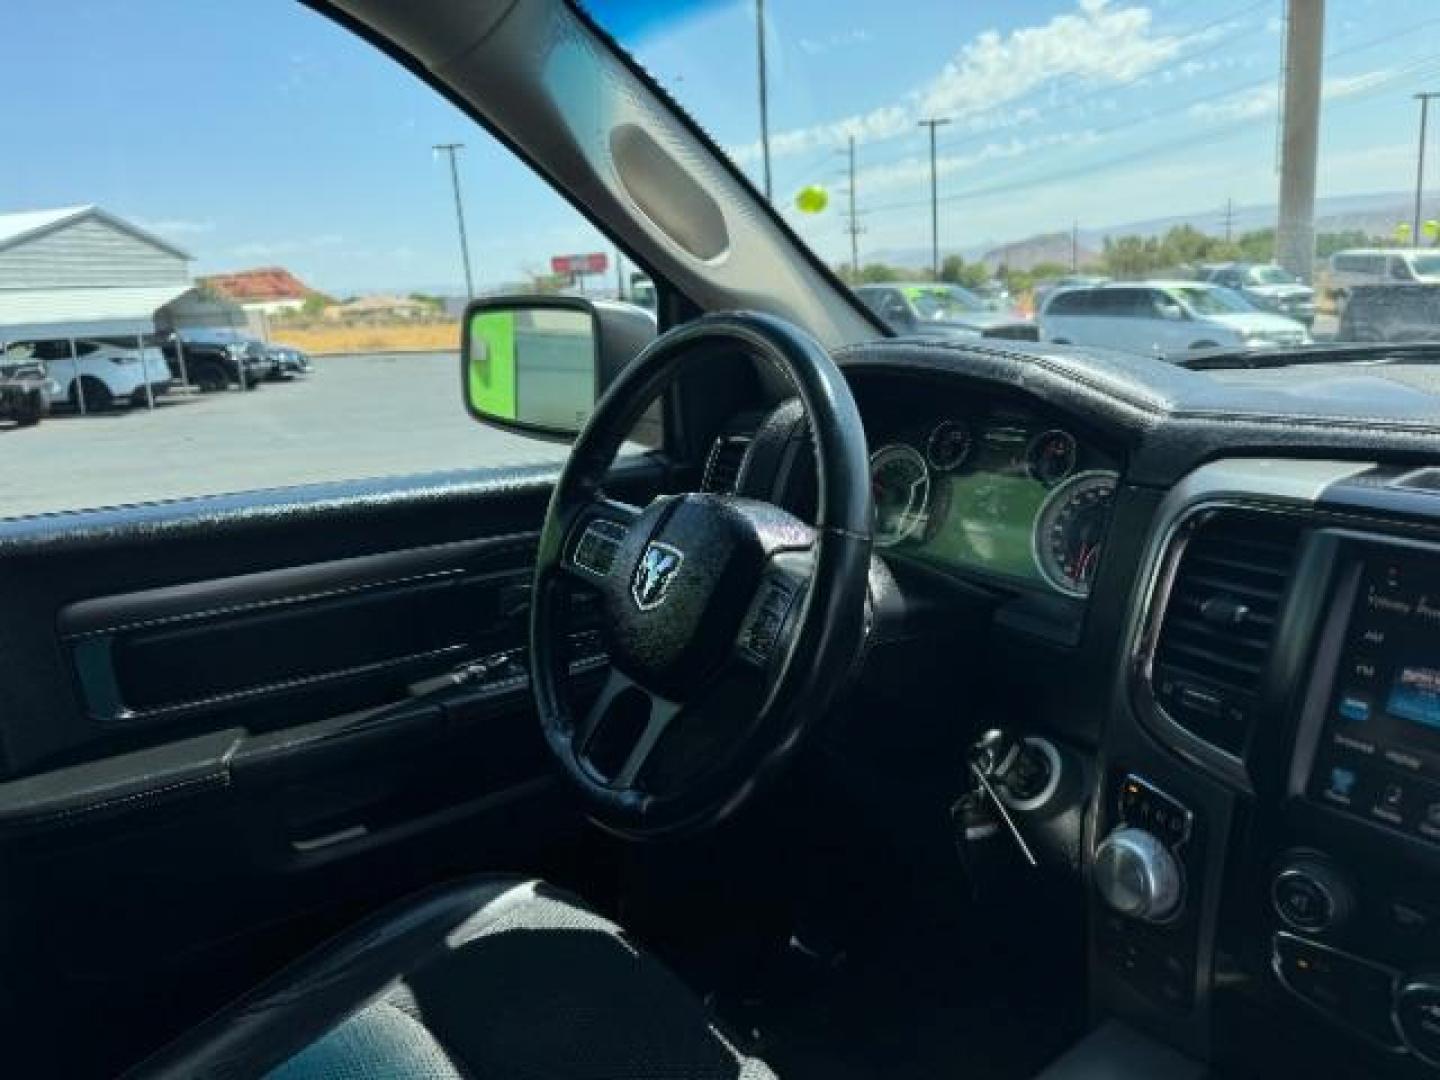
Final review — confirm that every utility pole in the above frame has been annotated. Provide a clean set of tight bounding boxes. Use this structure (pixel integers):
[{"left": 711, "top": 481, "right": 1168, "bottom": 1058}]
[
  {"left": 756, "top": 0, "right": 772, "bottom": 200},
  {"left": 1223, "top": 197, "right": 1235, "bottom": 244},
  {"left": 845, "top": 136, "right": 862, "bottom": 279},
  {"left": 1275, "top": 0, "right": 1325, "bottom": 282},
  {"left": 1413, "top": 93, "right": 1440, "bottom": 247},
  {"left": 918, "top": 117, "right": 952, "bottom": 279},
  {"left": 433, "top": 143, "right": 475, "bottom": 298},
  {"left": 1071, "top": 221, "right": 1079, "bottom": 272}
]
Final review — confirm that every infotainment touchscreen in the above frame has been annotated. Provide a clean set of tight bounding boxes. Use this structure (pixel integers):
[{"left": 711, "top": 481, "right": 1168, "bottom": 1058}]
[{"left": 1308, "top": 547, "right": 1440, "bottom": 843}]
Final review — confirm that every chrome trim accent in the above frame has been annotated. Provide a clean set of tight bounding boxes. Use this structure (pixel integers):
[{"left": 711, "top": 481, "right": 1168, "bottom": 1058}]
[
  {"left": 1125, "top": 459, "right": 1373, "bottom": 790},
  {"left": 998, "top": 736, "right": 1063, "bottom": 812},
  {"left": 1271, "top": 868, "right": 1335, "bottom": 934},
  {"left": 1031, "top": 469, "right": 1120, "bottom": 598},
  {"left": 631, "top": 541, "right": 684, "bottom": 611}
]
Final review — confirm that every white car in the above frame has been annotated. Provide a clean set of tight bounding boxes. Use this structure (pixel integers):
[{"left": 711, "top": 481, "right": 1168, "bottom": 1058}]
[
  {"left": 1, "top": 338, "right": 172, "bottom": 410},
  {"left": 1039, "top": 281, "right": 1310, "bottom": 358}
]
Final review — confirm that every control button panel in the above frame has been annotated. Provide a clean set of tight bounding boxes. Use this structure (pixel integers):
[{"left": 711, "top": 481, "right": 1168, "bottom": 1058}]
[
  {"left": 1117, "top": 774, "right": 1193, "bottom": 848},
  {"left": 1272, "top": 933, "right": 1403, "bottom": 1050}
]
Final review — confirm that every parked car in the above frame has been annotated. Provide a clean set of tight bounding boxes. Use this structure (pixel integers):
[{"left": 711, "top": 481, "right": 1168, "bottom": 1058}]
[
  {"left": 162, "top": 334, "right": 265, "bottom": 391},
  {"left": 1337, "top": 283, "right": 1440, "bottom": 342},
  {"left": 1328, "top": 248, "right": 1440, "bottom": 310},
  {"left": 855, "top": 283, "right": 1038, "bottom": 340},
  {"left": 1205, "top": 262, "right": 1316, "bottom": 326},
  {"left": 1039, "top": 280, "right": 1311, "bottom": 357},
  {"left": 1033, "top": 273, "right": 1110, "bottom": 310},
  {"left": 0, "top": 347, "right": 55, "bottom": 426},
  {"left": 970, "top": 280, "right": 1013, "bottom": 310},
  {"left": 265, "top": 344, "right": 312, "bottom": 377},
  {"left": 2, "top": 337, "right": 171, "bottom": 411}
]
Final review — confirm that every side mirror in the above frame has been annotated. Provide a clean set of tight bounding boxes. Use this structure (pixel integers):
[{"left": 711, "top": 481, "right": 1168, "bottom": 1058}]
[{"left": 461, "top": 295, "right": 656, "bottom": 442}]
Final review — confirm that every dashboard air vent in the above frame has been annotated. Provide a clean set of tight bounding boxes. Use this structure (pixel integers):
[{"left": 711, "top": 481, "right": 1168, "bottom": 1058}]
[
  {"left": 702, "top": 434, "right": 752, "bottom": 495},
  {"left": 1150, "top": 511, "right": 1303, "bottom": 757}
]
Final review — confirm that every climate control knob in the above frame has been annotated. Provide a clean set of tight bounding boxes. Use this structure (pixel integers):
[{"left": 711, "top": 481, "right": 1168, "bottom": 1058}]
[
  {"left": 1094, "top": 827, "right": 1183, "bottom": 922},
  {"left": 1271, "top": 855, "right": 1354, "bottom": 934}
]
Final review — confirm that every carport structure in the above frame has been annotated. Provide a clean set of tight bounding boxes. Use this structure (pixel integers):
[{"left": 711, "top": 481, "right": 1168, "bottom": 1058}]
[{"left": 0, "top": 206, "right": 214, "bottom": 411}]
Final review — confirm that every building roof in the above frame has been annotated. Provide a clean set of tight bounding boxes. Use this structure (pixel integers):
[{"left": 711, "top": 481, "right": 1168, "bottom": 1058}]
[
  {"left": 0, "top": 284, "right": 195, "bottom": 339},
  {"left": 200, "top": 267, "right": 318, "bottom": 303},
  {"left": 0, "top": 205, "right": 193, "bottom": 260}
]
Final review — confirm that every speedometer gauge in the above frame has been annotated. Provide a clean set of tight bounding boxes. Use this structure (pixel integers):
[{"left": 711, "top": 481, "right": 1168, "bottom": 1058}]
[
  {"left": 1033, "top": 471, "right": 1118, "bottom": 597},
  {"left": 870, "top": 444, "right": 930, "bottom": 549},
  {"left": 926, "top": 420, "right": 973, "bottom": 472}
]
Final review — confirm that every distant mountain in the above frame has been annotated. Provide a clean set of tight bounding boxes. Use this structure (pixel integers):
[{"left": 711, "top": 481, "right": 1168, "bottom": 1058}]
[{"left": 867, "top": 190, "right": 1425, "bottom": 271}]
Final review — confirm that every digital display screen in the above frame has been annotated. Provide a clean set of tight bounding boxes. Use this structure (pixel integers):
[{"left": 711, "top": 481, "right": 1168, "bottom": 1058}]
[
  {"left": 1310, "top": 549, "right": 1440, "bottom": 843},
  {"left": 917, "top": 426, "right": 1047, "bottom": 586}
]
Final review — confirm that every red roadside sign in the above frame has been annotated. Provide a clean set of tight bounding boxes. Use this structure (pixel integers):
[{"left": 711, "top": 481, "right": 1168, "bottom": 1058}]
[{"left": 550, "top": 252, "right": 609, "bottom": 275}]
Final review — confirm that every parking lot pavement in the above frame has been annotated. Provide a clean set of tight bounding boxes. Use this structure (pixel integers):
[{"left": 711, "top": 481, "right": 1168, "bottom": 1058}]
[{"left": 0, "top": 351, "right": 572, "bottom": 520}]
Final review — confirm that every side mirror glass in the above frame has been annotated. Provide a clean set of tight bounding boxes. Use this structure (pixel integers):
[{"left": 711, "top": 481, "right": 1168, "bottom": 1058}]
[{"left": 461, "top": 295, "right": 656, "bottom": 442}]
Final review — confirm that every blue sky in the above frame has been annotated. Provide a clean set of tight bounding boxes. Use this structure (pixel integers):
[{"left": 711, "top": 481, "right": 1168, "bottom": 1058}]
[{"left": 5, "top": 0, "right": 1439, "bottom": 294}]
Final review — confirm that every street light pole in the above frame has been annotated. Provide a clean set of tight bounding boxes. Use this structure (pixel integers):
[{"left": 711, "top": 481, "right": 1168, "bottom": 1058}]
[
  {"left": 918, "top": 118, "right": 951, "bottom": 279},
  {"left": 1413, "top": 93, "right": 1440, "bottom": 246},
  {"left": 846, "top": 135, "right": 860, "bottom": 279},
  {"left": 756, "top": 0, "right": 772, "bottom": 200},
  {"left": 433, "top": 142, "right": 475, "bottom": 299}
]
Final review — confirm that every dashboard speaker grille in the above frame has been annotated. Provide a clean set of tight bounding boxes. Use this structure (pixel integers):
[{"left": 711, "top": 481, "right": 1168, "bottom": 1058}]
[{"left": 1151, "top": 511, "right": 1303, "bottom": 756}]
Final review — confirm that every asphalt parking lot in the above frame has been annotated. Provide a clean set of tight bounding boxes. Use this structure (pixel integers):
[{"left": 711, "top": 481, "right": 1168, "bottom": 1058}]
[{"left": 0, "top": 351, "right": 571, "bottom": 520}]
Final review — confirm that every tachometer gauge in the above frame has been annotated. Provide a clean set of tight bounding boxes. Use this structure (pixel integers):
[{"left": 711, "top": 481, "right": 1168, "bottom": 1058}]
[
  {"left": 1026, "top": 429, "right": 1078, "bottom": 486},
  {"left": 870, "top": 443, "right": 930, "bottom": 549},
  {"left": 926, "top": 420, "right": 974, "bottom": 472},
  {"left": 1033, "top": 471, "right": 1118, "bottom": 598}
]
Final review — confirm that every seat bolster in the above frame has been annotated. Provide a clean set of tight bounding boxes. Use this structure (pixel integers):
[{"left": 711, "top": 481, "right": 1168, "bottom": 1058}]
[{"left": 124, "top": 877, "right": 546, "bottom": 1080}]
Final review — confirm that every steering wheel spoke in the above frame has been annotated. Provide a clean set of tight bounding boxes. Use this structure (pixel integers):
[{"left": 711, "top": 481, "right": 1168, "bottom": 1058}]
[{"left": 576, "top": 667, "right": 682, "bottom": 791}]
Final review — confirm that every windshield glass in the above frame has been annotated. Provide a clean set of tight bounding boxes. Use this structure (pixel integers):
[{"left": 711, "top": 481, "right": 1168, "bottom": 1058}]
[
  {"left": 1171, "top": 286, "right": 1256, "bottom": 315},
  {"left": 1250, "top": 265, "right": 1300, "bottom": 286},
  {"left": 905, "top": 285, "right": 986, "bottom": 319},
  {"left": 589, "top": 0, "right": 1440, "bottom": 358}
]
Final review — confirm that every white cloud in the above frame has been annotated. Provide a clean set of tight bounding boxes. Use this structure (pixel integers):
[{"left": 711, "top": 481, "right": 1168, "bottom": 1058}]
[
  {"left": 798, "top": 28, "right": 872, "bottom": 57},
  {"left": 231, "top": 233, "right": 343, "bottom": 258},
  {"left": 730, "top": 1, "right": 1188, "bottom": 167},
  {"left": 1188, "top": 68, "right": 1393, "bottom": 123},
  {"left": 134, "top": 218, "right": 215, "bottom": 236}
]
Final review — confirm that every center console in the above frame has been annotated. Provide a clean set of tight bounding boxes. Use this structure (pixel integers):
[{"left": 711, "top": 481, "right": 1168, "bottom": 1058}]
[{"left": 1092, "top": 461, "right": 1440, "bottom": 1078}]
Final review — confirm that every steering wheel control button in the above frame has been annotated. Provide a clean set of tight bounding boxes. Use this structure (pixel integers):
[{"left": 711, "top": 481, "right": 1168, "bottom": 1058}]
[
  {"left": 1273, "top": 934, "right": 1402, "bottom": 1049},
  {"left": 742, "top": 581, "right": 797, "bottom": 663},
  {"left": 1397, "top": 979, "right": 1440, "bottom": 1065},
  {"left": 1271, "top": 856, "right": 1353, "bottom": 935},
  {"left": 1094, "top": 827, "right": 1183, "bottom": 923},
  {"left": 573, "top": 519, "right": 628, "bottom": 577}
]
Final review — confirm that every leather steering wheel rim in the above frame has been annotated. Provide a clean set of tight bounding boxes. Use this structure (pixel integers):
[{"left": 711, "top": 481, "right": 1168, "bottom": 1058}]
[{"left": 529, "top": 311, "right": 873, "bottom": 838}]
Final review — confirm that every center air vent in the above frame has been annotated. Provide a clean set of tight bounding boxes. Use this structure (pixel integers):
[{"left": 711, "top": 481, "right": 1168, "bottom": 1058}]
[
  {"left": 1149, "top": 511, "right": 1303, "bottom": 757},
  {"left": 702, "top": 434, "right": 752, "bottom": 495}
]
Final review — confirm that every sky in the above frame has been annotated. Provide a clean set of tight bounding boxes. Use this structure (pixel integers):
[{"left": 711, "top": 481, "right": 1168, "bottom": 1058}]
[{"left": 4, "top": 0, "right": 1440, "bottom": 295}]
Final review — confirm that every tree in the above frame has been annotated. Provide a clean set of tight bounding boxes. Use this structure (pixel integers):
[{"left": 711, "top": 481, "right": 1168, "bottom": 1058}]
[
  {"left": 858, "top": 262, "right": 903, "bottom": 283},
  {"left": 939, "top": 254, "right": 989, "bottom": 289},
  {"left": 300, "top": 293, "right": 328, "bottom": 318}
]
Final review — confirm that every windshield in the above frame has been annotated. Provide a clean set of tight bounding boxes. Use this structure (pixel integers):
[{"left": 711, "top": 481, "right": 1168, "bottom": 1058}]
[
  {"left": 589, "top": 0, "right": 1440, "bottom": 359},
  {"left": 1250, "top": 265, "right": 1300, "bottom": 286},
  {"left": 1171, "top": 286, "right": 1256, "bottom": 315},
  {"left": 905, "top": 285, "right": 986, "bottom": 319}
]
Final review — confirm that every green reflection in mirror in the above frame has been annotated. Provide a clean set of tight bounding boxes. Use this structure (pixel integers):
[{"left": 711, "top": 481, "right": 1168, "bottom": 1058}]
[
  {"left": 465, "top": 307, "right": 596, "bottom": 433},
  {"left": 467, "top": 310, "right": 519, "bottom": 420}
]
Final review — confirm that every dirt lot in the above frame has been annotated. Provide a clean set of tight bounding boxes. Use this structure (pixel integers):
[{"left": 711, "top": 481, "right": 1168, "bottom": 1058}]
[
  {"left": 268, "top": 322, "right": 462, "bottom": 355},
  {"left": 0, "top": 351, "right": 570, "bottom": 520}
]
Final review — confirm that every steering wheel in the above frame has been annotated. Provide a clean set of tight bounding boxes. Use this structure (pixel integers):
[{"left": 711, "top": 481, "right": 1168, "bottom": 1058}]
[{"left": 529, "top": 312, "right": 873, "bottom": 837}]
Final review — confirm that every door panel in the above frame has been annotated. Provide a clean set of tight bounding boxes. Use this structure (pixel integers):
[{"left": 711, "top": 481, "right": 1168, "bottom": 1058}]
[{"left": 0, "top": 457, "right": 666, "bottom": 1075}]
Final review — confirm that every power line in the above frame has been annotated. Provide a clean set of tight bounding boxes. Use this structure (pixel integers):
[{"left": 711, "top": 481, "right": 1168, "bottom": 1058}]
[
  {"left": 859, "top": 51, "right": 1440, "bottom": 217},
  {"left": 432, "top": 143, "right": 474, "bottom": 299}
]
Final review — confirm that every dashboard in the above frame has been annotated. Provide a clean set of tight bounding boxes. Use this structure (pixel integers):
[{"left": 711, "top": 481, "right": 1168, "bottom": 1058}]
[{"left": 865, "top": 405, "right": 1118, "bottom": 598}]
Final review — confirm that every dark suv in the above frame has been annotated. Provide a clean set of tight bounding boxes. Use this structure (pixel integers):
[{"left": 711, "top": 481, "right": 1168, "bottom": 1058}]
[
  {"left": 162, "top": 335, "right": 266, "bottom": 391},
  {"left": 1338, "top": 283, "right": 1440, "bottom": 342},
  {"left": 0, "top": 352, "right": 51, "bottom": 426}
]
